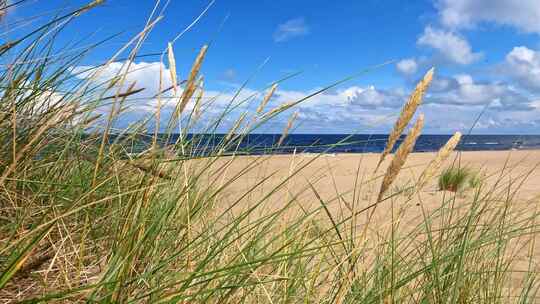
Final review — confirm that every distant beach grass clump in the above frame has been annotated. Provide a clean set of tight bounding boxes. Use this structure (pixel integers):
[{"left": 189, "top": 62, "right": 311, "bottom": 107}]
[
  {"left": 1, "top": 1, "right": 539, "bottom": 303},
  {"left": 438, "top": 166, "right": 470, "bottom": 192},
  {"left": 437, "top": 166, "right": 484, "bottom": 192}
]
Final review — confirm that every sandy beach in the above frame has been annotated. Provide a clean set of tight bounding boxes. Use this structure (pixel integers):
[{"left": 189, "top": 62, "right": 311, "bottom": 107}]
[
  {"left": 214, "top": 149, "right": 540, "bottom": 227},
  {"left": 222, "top": 149, "right": 539, "bottom": 199},
  {"left": 208, "top": 150, "right": 540, "bottom": 289}
]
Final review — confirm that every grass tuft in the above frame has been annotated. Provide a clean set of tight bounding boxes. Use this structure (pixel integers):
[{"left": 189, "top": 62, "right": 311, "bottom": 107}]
[{"left": 438, "top": 166, "right": 470, "bottom": 192}]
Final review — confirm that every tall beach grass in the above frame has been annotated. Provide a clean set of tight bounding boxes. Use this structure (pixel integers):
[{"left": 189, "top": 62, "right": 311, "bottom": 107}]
[{"left": 0, "top": 2, "right": 539, "bottom": 303}]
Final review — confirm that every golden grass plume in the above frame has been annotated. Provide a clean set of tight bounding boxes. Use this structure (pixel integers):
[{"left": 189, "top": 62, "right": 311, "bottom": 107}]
[
  {"left": 277, "top": 111, "right": 299, "bottom": 147},
  {"left": 167, "top": 42, "right": 178, "bottom": 95},
  {"left": 178, "top": 45, "right": 208, "bottom": 114},
  {"left": 375, "top": 68, "right": 434, "bottom": 172},
  {"left": 377, "top": 113, "right": 424, "bottom": 202},
  {"left": 256, "top": 84, "right": 278, "bottom": 114}
]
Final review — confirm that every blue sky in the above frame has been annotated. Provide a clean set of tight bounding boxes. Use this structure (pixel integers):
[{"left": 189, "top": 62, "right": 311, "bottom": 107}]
[{"left": 9, "top": 0, "right": 540, "bottom": 134}]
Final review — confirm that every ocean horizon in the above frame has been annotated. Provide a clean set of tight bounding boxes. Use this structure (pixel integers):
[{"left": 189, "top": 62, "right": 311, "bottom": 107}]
[{"left": 123, "top": 133, "right": 540, "bottom": 155}]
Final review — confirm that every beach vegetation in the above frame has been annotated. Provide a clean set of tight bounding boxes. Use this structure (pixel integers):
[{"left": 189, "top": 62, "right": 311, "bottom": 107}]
[
  {"left": 0, "top": 2, "right": 539, "bottom": 303},
  {"left": 438, "top": 166, "right": 470, "bottom": 192}
]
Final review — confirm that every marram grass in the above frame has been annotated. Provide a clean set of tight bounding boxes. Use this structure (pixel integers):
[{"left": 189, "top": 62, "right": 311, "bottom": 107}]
[
  {"left": 0, "top": 2, "right": 539, "bottom": 303},
  {"left": 375, "top": 68, "right": 434, "bottom": 172}
]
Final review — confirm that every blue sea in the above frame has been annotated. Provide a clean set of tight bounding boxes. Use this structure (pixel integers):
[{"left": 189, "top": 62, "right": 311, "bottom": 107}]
[{"left": 155, "top": 134, "right": 540, "bottom": 155}]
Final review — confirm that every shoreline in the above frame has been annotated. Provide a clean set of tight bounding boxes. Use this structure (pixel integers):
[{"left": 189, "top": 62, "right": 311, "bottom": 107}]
[{"left": 229, "top": 147, "right": 540, "bottom": 157}]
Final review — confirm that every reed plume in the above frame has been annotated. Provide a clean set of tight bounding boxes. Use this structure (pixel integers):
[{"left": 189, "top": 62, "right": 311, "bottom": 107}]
[
  {"left": 375, "top": 68, "right": 434, "bottom": 172},
  {"left": 178, "top": 45, "right": 208, "bottom": 114},
  {"left": 416, "top": 131, "right": 462, "bottom": 192},
  {"left": 377, "top": 114, "right": 424, "bottom": 202},
  {"left": 256, "top": 84, "right": 278, "bottom": 114},
  {"left": 167, "top": 42, "right": 178, "bottom": 95},
  {"left": 277, "top": 111, "right": 299, "bottom": 146}
]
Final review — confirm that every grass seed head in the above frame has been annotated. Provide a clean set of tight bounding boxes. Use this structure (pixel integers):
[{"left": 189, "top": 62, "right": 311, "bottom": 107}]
[
  {"left": 277, "top": 111, "right": 299, "bottom": 146},
  {"left": 167, "top": 42, "right": 178, "bottom": 95},
  {"left": 377, "top": 113, "right": 424, "bottom": 202},
  {"left": 375, "top": 68, "right": 434, "bottom": 171},
  {"left": 257, "top": 84, "right": 278, "bottom": 114},
  {"left": 178, "top": 45, "right": 208, "bottom": 114}
]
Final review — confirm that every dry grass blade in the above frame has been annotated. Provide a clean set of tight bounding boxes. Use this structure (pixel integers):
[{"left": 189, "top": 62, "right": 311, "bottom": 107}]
[
  {"left": 167, "top": 42, "right": 178, "bottom": 95},
  {"left": 256, "top": 84, "right": 278, "bottom": 114},
  {"left": 416, "top": 131, "right": 462, "bottom": 192},
  {"left": 92, "top": 81, "right": 138, "bottom": 187},
  {"left": 0, "top": 222, "right": 56, "bottom": 289},
  {"left": 178, "top": 45, "right": 208, "bottom": 114},
  {"left": 375, "top": 68, "right": 434, "bottom": 172},
  {"left": 377, "top": 113, "right": 424, "bottom": 202},
  {"left": 277, "top": 111, "right": 298, "bottom": 147}
]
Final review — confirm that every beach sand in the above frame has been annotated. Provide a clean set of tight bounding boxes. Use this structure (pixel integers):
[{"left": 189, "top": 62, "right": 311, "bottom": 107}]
[
  {"left": 201, "top": 149, "right": 540, "bottom": 244},
  {"left": 206, "top": 149, "right": 540, "bottom": 292},
  {"left": 219, "top": 149, "right": 540, "bottom": 209},
  {"left": 211, "top": 150, "right": 538, "bottom": 228}
]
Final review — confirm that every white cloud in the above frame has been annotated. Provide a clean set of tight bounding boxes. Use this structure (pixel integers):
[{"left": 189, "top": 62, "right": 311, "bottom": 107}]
[
  {"left": 427, "top": 74, "right": 532, "bottom": 110},
  {"left": 74, "top": 61, "right": 174, "bottom": 98},
  {"left": 396, "top": 58, "right": 418, "bottom": 75},
  {"left": 273, "top": 77, "right": 537, "bottom": 132},
  {"left": 73, "top": 61, "right": 207, "bottom": 125},
  {"left": 417, "top": 26, "right": 482, "bottom": 65},
  {"left": 73, "top": 61, "right": 540, "bottom": 133},
  {"left": 280, "top": 92, "right": 400, "bottom": 132},
  {"left": 270, "top": 85, "right": 405, "bottom": 110},
  {"left": 437, "top": 0, "right": 540, "bottom": 33},
  {"left": 273, "top": 18, "right": 309, "bottom": 42},
  {"left": 504, "top": 46, "right": 540, "bottom": 91},
  {"left": 339, "top": 86, "right": 405, "bottom": 108}
]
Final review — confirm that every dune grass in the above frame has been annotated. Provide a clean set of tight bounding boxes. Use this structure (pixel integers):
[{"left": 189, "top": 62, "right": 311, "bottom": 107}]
[
  {"left": 438, "top": 167, "right": 471, "bottom": 192},
  {"left": 0, "top": 2, "right": 540, "bottom": 303}
]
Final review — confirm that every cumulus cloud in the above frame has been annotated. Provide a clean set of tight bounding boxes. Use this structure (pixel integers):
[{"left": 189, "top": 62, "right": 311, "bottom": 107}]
[
  {"left": 72, "top": 61, "right": 540, "bottom": 133},
  {"left": 437, "top": 0, "right": 540, "bottom": 33},
  {"left": 275, "top": 87, "right": 401, "bottom": 132},
  {"left": 273, "top": 18, "right": 309, "bottom": 42},
  {"left": 340, "top": 86, "right": 406, "bottom": 109},
  {"left": 504, "top": 46, "right": 540, "bottom": 91},
  {"left": 73, "top": 61, "right": 213, "bottom": 127},
  {"left": 427, "top": 74, "right": 533, "bottom": 110},
  {"left": 74, "top": 61, "right": 174, "bottom": 99},
  {"left": 417, "top": 26, "right": 482, "bottom": 64},
  {"left": 396, "top": 58, "right": 418, "bottom": 75},
  {"left": 270, "top": 85, "right": 406, "bottom": 111}
]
